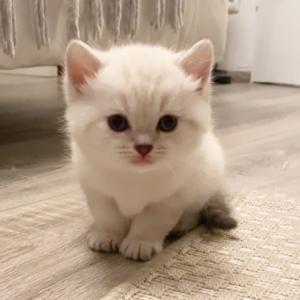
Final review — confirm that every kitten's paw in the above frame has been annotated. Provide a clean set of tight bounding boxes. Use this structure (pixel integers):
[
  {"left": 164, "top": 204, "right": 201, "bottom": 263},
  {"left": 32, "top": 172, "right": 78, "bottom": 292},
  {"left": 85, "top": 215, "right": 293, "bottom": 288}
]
[
  {"left": 120, "top": 238, "right": 163, "bottom": 261},
  {"left": 87, "top": 230, "right": 122, "bottom": 253}
]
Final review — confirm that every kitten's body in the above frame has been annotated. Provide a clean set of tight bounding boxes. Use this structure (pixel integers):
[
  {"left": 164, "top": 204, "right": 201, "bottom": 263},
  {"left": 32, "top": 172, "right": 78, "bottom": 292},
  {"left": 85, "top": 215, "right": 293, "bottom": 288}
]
[{"left": 64, "top": 41, "right": 236, "bottom": 261}]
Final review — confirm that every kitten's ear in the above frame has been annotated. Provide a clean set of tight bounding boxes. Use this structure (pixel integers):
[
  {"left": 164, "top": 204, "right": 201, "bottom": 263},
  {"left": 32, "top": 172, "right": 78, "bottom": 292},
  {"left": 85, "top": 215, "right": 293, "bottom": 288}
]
[
  {"left": 177, "top": 39, "right": 214, "bottom": 86},
  {"left": 65, "top": 40, "right": 101, "bottom": 91}
]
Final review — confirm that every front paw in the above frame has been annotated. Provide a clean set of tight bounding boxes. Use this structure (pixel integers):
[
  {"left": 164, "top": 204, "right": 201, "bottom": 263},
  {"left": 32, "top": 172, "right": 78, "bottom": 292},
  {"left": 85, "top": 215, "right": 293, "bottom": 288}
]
[
  {"left": 87, "top": 229, "right": 123, "bottom": 253},
  {"left": 120, "top": 238, "right": 163, "bottom": 261}
]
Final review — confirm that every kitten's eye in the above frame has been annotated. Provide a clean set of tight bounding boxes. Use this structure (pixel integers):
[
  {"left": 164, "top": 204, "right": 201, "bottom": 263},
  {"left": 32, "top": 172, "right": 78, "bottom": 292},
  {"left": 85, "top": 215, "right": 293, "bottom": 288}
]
[
  {"left": 157, "top": 115, "right": 178, "bottom": 132},
  {"left": 107, "top": 114, "right": 129, "bottom": 132}
]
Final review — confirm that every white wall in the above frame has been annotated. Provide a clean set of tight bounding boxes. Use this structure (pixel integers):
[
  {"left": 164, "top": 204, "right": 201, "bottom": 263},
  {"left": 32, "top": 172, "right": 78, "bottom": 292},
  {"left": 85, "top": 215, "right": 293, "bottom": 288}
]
[
  {"left": 219, "top": 0, "right": 257, "bottom": 72},
  {"left": 251, "top": 0, "right": 300, "bottom": 85}
]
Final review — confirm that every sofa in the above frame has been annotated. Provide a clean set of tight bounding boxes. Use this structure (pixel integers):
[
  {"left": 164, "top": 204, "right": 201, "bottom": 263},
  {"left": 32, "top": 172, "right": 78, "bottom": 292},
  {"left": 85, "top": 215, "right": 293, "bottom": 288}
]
[{"left": 0, "top": 0, "right": 229, "bottom": 69}]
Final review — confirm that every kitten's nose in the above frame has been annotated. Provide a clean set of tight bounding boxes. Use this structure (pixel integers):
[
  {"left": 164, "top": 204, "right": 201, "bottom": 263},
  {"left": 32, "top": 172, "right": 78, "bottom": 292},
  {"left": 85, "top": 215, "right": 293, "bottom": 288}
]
[{"left": 135, "top": 144, "right": 153, "bottom": 157}]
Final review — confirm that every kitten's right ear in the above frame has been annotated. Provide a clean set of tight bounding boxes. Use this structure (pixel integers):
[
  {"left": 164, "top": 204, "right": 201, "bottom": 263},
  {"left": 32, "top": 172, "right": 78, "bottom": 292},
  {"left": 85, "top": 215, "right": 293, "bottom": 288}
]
[{"left": 65, "top": 40, "right": 101, "bottom": 92}]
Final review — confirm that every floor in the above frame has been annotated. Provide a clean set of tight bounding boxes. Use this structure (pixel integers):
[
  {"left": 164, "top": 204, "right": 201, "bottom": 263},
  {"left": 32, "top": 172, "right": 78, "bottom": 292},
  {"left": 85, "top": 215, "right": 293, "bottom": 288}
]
[{"left": 0, "top": 74, "right": 300, "bottom": 299}]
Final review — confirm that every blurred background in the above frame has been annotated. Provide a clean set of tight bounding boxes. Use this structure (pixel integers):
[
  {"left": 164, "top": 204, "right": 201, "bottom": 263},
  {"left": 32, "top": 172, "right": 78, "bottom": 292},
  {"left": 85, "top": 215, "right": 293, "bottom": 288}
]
[
  {"left": 0, "top": 0, "right": 300, "bottom": 195},
  {"left": 1, "top": 0, "right": 299, "bottom": 193}
]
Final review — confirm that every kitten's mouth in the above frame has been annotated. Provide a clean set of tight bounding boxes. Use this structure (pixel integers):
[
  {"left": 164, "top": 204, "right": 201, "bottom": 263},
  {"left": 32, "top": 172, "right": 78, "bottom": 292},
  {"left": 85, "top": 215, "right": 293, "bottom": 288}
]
[{"left": 131, "top": 156, "right": 154, "bottom": 165}]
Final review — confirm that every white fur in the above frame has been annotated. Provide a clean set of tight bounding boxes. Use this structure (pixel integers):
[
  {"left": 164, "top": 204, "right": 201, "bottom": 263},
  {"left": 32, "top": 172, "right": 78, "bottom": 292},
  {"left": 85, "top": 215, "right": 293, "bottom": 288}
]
[{"left": 64, "top": 40, "right": 225, "bottom": 261}]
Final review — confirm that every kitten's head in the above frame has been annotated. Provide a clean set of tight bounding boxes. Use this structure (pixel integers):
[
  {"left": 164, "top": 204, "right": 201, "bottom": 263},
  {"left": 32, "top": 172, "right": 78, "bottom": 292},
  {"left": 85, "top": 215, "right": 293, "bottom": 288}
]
[{"left": 64, "top": 40, "right": 214, "bottom": 171}]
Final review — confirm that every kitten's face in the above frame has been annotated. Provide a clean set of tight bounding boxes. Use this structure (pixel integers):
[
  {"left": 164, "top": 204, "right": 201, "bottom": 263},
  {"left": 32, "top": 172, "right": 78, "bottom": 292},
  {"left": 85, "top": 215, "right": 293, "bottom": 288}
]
[{"left": 65, "top": 41, "right": 213, "bottom": 171}]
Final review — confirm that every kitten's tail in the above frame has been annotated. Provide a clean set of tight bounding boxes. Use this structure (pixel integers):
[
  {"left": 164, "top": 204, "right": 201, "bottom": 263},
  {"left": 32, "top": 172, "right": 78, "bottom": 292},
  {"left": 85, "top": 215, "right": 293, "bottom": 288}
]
[{"left": 200, "top": 193, "right": 238, "bottom": 230}]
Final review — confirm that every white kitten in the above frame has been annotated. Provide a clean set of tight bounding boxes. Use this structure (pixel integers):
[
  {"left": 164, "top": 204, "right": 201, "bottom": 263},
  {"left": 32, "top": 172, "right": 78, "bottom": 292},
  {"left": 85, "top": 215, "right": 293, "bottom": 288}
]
[{"left": 64, "top": 40, "right": 236, "bottom": 261}]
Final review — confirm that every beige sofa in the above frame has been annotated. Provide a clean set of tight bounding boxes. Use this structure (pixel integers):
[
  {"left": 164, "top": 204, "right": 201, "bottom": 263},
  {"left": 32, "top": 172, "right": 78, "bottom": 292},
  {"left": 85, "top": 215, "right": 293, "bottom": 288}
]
[{"left": 0, "top": 0, "right": 228, "bottom": 69}]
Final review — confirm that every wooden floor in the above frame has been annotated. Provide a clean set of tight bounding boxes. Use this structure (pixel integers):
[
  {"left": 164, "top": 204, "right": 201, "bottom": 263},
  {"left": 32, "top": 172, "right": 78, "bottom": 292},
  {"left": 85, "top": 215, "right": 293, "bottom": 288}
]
[{"left": 0, "top": 74, "right": 300, "bottom": 299}]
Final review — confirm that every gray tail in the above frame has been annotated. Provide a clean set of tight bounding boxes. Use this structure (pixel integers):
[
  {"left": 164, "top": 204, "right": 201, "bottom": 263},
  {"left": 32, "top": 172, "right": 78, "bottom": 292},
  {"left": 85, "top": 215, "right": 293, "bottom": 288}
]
[{"left": 200, "top": 193, "right": 238, "bottom": 230}]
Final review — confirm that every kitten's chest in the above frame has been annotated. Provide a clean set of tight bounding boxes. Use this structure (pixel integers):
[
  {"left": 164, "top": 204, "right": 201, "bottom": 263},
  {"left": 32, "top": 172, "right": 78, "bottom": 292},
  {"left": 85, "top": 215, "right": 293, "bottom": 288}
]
[{"left": 87, "top": 166, "right": 183, "bottom": 216}]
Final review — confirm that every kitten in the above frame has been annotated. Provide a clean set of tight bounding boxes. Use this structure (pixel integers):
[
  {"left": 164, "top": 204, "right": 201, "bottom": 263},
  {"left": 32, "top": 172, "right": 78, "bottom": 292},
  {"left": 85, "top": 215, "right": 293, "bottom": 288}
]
[{"left": 64, "top": 39, "right": 237, "bottom": 261}]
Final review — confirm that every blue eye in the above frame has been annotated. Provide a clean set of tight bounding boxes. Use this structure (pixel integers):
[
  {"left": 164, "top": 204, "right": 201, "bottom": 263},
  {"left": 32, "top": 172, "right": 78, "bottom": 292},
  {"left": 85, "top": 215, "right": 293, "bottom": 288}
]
[
  {"left": 157, "top": 115, "right": 178, "bottom": 132},
  {"left": 107, "top": 114, "right": 129, "bottom": 132}
]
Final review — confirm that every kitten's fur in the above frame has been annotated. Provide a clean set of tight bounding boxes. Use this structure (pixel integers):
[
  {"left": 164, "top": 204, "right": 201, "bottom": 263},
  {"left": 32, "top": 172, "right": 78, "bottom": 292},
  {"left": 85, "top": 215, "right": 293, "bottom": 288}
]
[{"left": 64, "top": 40, "right": 237, "bottom": 261}]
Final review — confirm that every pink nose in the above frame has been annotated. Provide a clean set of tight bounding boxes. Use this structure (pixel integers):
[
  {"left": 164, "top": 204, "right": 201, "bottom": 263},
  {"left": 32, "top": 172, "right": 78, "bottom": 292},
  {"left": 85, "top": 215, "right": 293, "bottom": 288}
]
[{"left": 135, "top": 144, "right": 153, "bottom": 157}]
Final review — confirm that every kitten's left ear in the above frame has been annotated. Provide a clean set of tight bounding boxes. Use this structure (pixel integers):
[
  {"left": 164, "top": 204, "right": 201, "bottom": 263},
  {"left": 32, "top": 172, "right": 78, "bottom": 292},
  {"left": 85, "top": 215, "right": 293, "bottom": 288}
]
[
  {"left": 65, "top": 40, "right": 102, "bottom": 92},
  {"left": 177, "top": 39, "right": 214, "bottom": 87}
]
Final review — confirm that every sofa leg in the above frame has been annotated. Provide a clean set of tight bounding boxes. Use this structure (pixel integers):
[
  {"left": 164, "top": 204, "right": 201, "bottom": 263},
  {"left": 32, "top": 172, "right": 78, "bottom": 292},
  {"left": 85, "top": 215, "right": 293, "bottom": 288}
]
[
  {"left": 57, "top": 65, "right": 64, "bottom": 77},
  {"left": 213, "top": 64, "right": 232, "bottom": 84}
]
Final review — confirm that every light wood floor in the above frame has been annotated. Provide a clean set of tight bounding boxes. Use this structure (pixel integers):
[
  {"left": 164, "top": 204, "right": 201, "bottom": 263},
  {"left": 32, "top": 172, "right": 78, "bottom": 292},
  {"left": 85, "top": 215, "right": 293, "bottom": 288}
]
[{"left": 0, "top": 74, "right": 300, "bottom": 299}]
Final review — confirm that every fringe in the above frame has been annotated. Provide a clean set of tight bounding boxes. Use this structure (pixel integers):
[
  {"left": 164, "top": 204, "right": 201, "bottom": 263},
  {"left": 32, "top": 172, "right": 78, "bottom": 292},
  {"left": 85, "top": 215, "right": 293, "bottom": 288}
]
[
  {"left": 0, "top": 0, "right": 185, "bottom": 56},
  {"left": 170, "top": 0, "right": 185, "bottom": 31},
  {"left": 108, "top": 0, "right": 123, "bottom": 42},
  {"left": 123, "top": 0, "right": 139, "bottom": 38},
  {"left": 33, "top": 0, "right": 50, "bottom": 49},
  {"left": 0, "top": 0, "right": 16, "bottom": 57},
  {"left": 88, "top": 0, "right": 104, "bottom": 41},
  {"left": 67, "top": 0, "right": 80, "bottom": 40},
  {"left": 152, "top": 0, "right": 166, "bottom": 30}
]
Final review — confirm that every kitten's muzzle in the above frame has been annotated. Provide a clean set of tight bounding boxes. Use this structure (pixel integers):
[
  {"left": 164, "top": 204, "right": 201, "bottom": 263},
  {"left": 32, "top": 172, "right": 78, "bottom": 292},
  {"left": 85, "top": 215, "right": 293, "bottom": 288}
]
[{"left": 134, "top": 144, "right": 153, "bottom": 157}]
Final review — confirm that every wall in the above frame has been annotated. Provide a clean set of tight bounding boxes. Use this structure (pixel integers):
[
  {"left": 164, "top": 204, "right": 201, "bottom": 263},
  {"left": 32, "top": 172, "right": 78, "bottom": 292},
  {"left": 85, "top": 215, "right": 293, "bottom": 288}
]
[
  {"left": 251, "top": 0, "right": 300, "bottom": 85},
  {"left": 219, "top": 0, "right": 257, "bottom": 72}
]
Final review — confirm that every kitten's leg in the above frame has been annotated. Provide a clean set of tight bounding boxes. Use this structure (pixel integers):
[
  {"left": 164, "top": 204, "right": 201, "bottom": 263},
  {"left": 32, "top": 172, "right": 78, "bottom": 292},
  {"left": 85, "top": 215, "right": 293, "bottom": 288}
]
[
  {"left": 120, "top": 201, "right": 182, "bottom": 261},
  {"left": 171, "top": 211, "right": 199, "bottom": 237},
  {"left": 86, "top": 194, "right": 129, "bottom": 253},
  {"left": 200, "top": 192, "right": 238, "bottom": 230}
]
